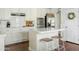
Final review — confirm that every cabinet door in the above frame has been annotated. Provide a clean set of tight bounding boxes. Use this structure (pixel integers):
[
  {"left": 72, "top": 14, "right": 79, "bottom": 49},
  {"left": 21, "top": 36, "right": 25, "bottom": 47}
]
[
  {"left": 37, "top": 8, "right": 47, "bottom": 17},
  {"left": 4, "top": 8, "right": 19, "bottom": 19},
  {"left": 8, "top": 8, "right": 26, "bottom": 27},
  {"left": 5, "top": 31, "right": 23, "bottom": 45},
  {"left": 19, "top": 8, "right": 31, "bottom": 20},
  {"left": 0, "top": 36, "right": 4, "bottom": 50}
]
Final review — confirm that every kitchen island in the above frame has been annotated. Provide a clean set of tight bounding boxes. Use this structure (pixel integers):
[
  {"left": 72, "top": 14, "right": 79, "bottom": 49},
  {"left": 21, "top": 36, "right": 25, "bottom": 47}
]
[{"left": 29, "top": 28, "right": 65, "bottom": 51}]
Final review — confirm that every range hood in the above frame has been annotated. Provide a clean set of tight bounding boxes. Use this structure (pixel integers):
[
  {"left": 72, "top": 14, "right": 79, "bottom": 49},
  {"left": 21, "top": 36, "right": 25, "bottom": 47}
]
[
  {"left": 46, "top": 13, "right": 55, "bottom": 17},
  {"left": 11, "top": 13, "right": 26, "bottom": 16}
]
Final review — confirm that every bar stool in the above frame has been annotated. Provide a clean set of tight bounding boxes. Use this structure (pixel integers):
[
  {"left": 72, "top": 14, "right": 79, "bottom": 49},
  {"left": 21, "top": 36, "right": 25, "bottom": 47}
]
[
  {"left": 59, "top": 37, "right": 65, "bottom": 51},
  {"left": 40, "top": 38, "right": 53, "bottom": 51},
  {"left": 51, "top": 36, "right": 65, "bottom": 51}
]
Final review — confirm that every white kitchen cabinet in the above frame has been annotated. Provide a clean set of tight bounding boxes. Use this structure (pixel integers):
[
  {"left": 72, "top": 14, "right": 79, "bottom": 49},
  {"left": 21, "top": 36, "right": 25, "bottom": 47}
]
[
  {"left": 10, "top": 16, "right": 26, "bottom": 27},
  {"left": 5, "top": 29, "right": 20, "bottom": 45},
  {"left": 21, "top": 31, "right": 28, "bottom": 41},
  {"left": 9, "top": 15, "right": 25, "bottom": 28},
  {"left": 3, "top": 8, "right": 19, "bottom": 19},
  {"left": 1, "top": 8, "right": 26, "bottom": 19},
  {"left": 9, "top": 8, "right": 26, "bottom": 27},
  {"left": 3, "top": 27, "right": 34, "bottom": 45},
  {"left": 4, "top": 28, "right": 28, "bottom": 45},
  {"left": 19, "top": 8, "right": 36, "bottom": 20},
  {"left": 36, "top": 8, "right": 47, "bottom": 17},
  {"left": 18, "top": 8, "right": 30, "bottom": 20},
  {"left": 0, "top": 34, "right": 6, "bottom": 51},
  {"left": 5, "top": 32, "right": 22, "bottom": 45}
]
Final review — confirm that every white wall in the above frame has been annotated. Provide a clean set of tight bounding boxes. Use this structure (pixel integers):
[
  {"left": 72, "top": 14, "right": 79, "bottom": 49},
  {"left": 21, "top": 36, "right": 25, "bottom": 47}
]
[
  {"left": 61, "top": 8, "right": 79, "bottom": 43},
  {"left": 51, "top": 8, "right": 59, "bottom": 29}
]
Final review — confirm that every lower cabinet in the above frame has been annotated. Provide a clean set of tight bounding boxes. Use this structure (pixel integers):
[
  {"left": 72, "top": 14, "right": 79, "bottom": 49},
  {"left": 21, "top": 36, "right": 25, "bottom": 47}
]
[
  {"left": 5, "top": 29, "right": 28, "bottom": 45},
  {"left": 0, "top": 35, "right": 6, "bottom": 51}
]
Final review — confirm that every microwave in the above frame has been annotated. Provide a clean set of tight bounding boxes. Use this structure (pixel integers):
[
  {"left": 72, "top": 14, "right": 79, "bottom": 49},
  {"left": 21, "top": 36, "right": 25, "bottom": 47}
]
[{"left": 37, "top": 18, "right": 45, "bottom": 28}]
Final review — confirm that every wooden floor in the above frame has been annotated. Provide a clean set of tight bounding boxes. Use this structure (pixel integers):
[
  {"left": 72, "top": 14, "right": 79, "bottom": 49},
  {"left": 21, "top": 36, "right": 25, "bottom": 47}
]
[
  {"left": 5, "top": 41, "right": 29, "bottom": 51},
  {"left": 5, "top": 41, "right": 79, "bottom": 51},
  {"left": 65, "top": 41, "right": 79, "bottom": 51}
]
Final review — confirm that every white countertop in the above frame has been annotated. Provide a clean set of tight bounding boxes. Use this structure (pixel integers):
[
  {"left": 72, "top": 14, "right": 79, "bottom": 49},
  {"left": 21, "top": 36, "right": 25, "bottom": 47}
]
[
  {"left": 0, "top": 27, "right": 35, "bottom": 33},
  {"left": 0, "top": 27, "right": 65, "bottom": 34},
  {"left": 35, "top": 28, "right": 65, "bottom": 34}
]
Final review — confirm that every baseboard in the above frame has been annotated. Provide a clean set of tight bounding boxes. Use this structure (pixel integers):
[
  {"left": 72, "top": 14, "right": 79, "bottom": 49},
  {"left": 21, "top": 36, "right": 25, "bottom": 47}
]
[
  {"left": 28, "top": 47, "right": 32, "bottom": 51},
  {"left": 5, "top": 41, "right": 29, "bottom": 47},
  {"left": 66, "top": 41, "right": 79, "bottom": 45}
]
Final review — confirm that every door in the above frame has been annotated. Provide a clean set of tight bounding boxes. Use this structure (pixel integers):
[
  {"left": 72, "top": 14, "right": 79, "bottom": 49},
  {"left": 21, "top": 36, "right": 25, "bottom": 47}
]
[{"left": 61, "top": 8, "right": 79, "bottom": 43}]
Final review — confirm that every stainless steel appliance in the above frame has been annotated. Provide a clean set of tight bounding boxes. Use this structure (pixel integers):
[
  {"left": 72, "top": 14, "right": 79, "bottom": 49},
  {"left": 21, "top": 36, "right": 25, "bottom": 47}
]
[
  {"left": 45, "top": 13, "right": 55, "bottom": 28},
  {"left": 37, "top": 18, "right": 45, "bottom": 28}
]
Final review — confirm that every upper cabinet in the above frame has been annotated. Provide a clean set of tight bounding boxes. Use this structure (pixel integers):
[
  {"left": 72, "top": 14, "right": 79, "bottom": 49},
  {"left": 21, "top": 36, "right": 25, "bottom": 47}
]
[
  {"left": 4, "top": 8, "right": 19, "bottom": 19},
  {"left": 2, "top": 8, "right": 27, "bottom": 19},
  {"left": 36, "top": 8, "right": 48, "bottom": 17},
  {"left": 18, "top": 8, "right": 31, "bottom": 20}
]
